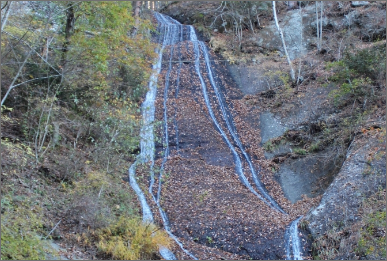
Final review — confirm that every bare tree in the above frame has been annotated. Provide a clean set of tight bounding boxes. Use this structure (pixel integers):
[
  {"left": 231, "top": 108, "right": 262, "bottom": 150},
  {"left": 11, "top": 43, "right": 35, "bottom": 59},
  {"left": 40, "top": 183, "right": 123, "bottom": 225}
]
[
  {"left": 1, "top": 1, "right": 13, "bottom": 31},
  {"left": 320, "top": 2, "right": 323, "bottom": 49},
  {"left": 315, "top": 1, "right": 323, "bottom": 51},
  {"left": 296, "top": 1, "right": 303, "bottom": 87},
  {"left": 272, "top": 1, "right": 296, "bottom": 82}
]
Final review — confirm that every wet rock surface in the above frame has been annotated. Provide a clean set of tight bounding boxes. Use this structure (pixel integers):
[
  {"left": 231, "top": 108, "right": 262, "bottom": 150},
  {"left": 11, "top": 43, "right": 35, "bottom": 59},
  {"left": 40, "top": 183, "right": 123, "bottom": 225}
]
[
  {"left": 275, "top": 150, "right": 341, "bottom": 204},
  {"left": 152, "top": 43, "right": 290, "bottom": 259},
  {"left": 148, "top": 3, "right": 386, "bottom": 259},
  {"left": 144, "top": 29, "right": 319, "bottom": 259}
]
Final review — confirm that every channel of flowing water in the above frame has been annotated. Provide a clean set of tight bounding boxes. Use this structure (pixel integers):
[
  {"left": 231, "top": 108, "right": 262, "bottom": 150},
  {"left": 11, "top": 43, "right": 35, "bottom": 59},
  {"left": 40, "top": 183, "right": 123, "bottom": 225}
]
[
  {"left": 198, "top": 40, "right": 286, "bottom": 214},
  {"left": 129, "top": 11, "right": 303, "bottom": 260},
  {"left": 285, "top": 216, "right": 304, "bottom": 260},
  {"left": 190, "top": 30, "right": 286, "bottom": 214},
  {"left": 129, "top": 12, "right": 197, "bottom": 260}
]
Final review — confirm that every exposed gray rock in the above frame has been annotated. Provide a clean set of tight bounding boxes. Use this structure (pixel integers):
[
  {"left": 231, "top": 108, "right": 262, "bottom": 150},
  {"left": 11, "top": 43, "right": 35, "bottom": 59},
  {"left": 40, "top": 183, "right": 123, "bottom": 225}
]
[
  {"left": 305, "top": 135, "right": 386, "bottom": 238},
  {"left": 227, "top": 63, "right": 272, "bottom": 95},
  {"left": 259, "top": 112, "right": 287, "bottom": 144},
  {"left": 276, "top": 149, "right": 342, "bottom": 203},
  {"left": 344, "top": 10, "right": 361, "bottom": 27},
  {"left": 254, "top": 8, "right": 310, "bottom": 60},
  {"left": 351, "top": 1, "right": 370, "bottom": 7},
  {"left": 356, "top": 9, "right": 386, "bottom": 41}
]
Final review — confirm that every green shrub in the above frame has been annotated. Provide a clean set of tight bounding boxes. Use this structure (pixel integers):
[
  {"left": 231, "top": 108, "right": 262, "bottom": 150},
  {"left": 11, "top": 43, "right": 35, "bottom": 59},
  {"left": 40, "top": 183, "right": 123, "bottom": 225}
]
[
  {"left": 326, "top": 44, "right": 386, "bottom": 105},
  {"left": 1, "top": 196, "right": 52, "bottom": 260},
  {"left": 193, "top": 12, "right": 205, "bottom": 23},
  {"left": 343, "top": 44, "right": 386, "bottom": 82},
  {"left": 356, "top": 210, "right": 386, "bottom": 259},
  {"left": 69, "top": 169, "right": 137, "bottom": 233},
  {"left": 263, "top": 140, "right": 274, "bottom": 152}
]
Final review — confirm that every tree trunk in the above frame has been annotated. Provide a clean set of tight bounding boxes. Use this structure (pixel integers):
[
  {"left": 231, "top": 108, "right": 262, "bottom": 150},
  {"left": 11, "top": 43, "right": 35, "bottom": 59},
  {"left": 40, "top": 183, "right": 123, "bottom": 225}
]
[
  {"left": 320, "top": 1, "right": 323, "bottom": 50},
  {"left": 297, "top": 2, "right": 303, "bottom": 87},
  {"left": 132, "top": 1, "right": 141, "bottom": 37},
  {"left": 1, "top": 1, "right": 13, "bottom": 31},
  {"left": 272, "top": 1, "right": 296, "bottom": 82},
  {"left": 315, "top": 1, "right": 323, "bottom": 51},
  {"left": 61, "top": 2, "right": 75, "bottom": 63}
]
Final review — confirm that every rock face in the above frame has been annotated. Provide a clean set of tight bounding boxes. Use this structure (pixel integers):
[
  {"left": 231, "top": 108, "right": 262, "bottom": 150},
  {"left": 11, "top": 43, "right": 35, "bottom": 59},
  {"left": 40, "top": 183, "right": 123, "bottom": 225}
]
[
  {"left": 305, "top": 133, "right": 386, "bottom": 238},
  {"left": 351, "top": 1, "right": 370, "bottom": 7},
  {"left": 162, "top": 1, "right": 386, "bottom": 59},
  {"left": 259, "top": 112, "right": 287, "bottom": 144},
  {"left": 254, "top": 6, "right": 312, "bottom": 60},
  {"left": 275, "top": 149, "right": 342, "bottom": 204},
  {"left": 160, "top": 1, "right": 218, "bottom": 27}
]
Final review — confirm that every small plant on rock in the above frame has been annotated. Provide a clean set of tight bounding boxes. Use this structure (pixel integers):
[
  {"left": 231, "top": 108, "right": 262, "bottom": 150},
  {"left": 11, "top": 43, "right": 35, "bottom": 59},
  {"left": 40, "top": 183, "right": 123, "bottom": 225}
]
[
  {"left": 308, "top": 141, "right": 321, "bottom": 152},
  {"left": 293, "top": 148, "right": 307, "bottom": 155}
]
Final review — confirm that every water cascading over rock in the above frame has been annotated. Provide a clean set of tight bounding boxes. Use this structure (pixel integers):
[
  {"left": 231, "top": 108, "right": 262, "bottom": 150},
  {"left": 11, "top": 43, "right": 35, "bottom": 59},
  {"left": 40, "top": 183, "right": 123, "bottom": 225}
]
[{"left": 129, "top": 11, "right": 304, "bottom": 260}]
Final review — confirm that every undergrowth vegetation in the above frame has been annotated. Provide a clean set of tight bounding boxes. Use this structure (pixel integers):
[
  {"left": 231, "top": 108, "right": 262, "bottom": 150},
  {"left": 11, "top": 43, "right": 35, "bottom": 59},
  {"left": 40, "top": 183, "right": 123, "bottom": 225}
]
[
  {"left": 1, "top": 195, "right": 49, "bottom": 260},
  {"left": 1, "top": 2, "right": 166, "bottom": 260},
  {"left": 326, "top": 43, "right": 386, "bottom": 106}
]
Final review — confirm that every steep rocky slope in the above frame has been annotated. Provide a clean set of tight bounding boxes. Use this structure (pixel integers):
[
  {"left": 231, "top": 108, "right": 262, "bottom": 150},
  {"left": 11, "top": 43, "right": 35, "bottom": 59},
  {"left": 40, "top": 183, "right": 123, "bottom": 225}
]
[
  {"left": 159, "top": 1, "right": 386, "bottom": 259},
  {"left": 1, "top": 2, "right": 384, "bottom": 260}
]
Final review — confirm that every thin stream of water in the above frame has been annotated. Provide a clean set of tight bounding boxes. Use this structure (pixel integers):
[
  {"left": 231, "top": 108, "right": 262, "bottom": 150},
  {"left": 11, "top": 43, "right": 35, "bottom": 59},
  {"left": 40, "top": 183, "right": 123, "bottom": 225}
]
[
  {"left": 198, "top": 40, "right": 286, "bottom": 214},
  {"left": 129, "top": 12, "right": 197, "bottom": 260},
  {"left": 129, "top": 11, "right": 303, "bottom": 260},
  {"left": 285, "top": 216, "right": 304, "bottom": 260}
]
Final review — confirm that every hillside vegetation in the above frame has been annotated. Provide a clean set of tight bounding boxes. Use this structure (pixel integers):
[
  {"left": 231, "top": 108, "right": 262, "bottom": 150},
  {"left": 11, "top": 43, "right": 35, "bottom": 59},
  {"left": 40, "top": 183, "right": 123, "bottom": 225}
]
[
  {"left": 1, "top": 1, "right": 171, "bottom": 259},
  {"left": 1, "top": 1, "right": 386, "bottom": 260}
]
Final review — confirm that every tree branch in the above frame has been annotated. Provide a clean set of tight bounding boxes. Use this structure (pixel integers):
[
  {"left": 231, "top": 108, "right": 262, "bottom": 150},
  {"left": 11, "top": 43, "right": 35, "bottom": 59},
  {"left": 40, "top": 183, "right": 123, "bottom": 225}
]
[
  {"left": 1, "top": 75, "right": 60, "bottom": 106},
  {"left": 44, "top": 219, "right": 62, "bottom": 240},
  {"left": 3, "top": 31, "right": 63, "bottom": 76},
  {"left": 1, "top": 48, "right": 33, "bottom": 106}
]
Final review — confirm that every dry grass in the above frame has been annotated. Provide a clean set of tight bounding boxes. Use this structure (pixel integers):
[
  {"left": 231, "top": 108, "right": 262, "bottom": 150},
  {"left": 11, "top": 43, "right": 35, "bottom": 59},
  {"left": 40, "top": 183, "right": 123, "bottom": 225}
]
[{"left": 94, "top": 217, "right": 172, "bottom": 260}]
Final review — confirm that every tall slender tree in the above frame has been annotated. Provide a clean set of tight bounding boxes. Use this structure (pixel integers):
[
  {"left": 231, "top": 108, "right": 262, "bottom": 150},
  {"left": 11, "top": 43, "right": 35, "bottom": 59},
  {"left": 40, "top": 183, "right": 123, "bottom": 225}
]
[
  {"left": 61, "top": 1, "right": 75, "bottom": 64},
  {"left": 315, "top": 1, "right": 323, "bottom": 51},
  {"left": 132, "top": 1, "right": 141, "bottom": 36},
  {"left": 1, "top": 1, "right": 13, "bottom": 31},
  {"left": 272, "top": 1, "right": 295, "bottom": 82}
]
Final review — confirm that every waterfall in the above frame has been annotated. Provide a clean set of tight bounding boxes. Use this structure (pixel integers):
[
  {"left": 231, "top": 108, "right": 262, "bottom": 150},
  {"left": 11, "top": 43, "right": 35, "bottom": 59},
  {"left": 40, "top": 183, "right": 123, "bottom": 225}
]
[
  {"left": 285, "top": 216, "right": 304, "bottom": 260},
  {"left": 129, "top": 10, "right": 303, "bottom": 260},
  {"left": 197, "top": 40, "right": 286, "bottom": 214},
  {"left": 191, "top": 38, "right": 270, "bottom": 205},
  {"left": 129, "top": 12, "right": 200, "bottom": 260}
]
